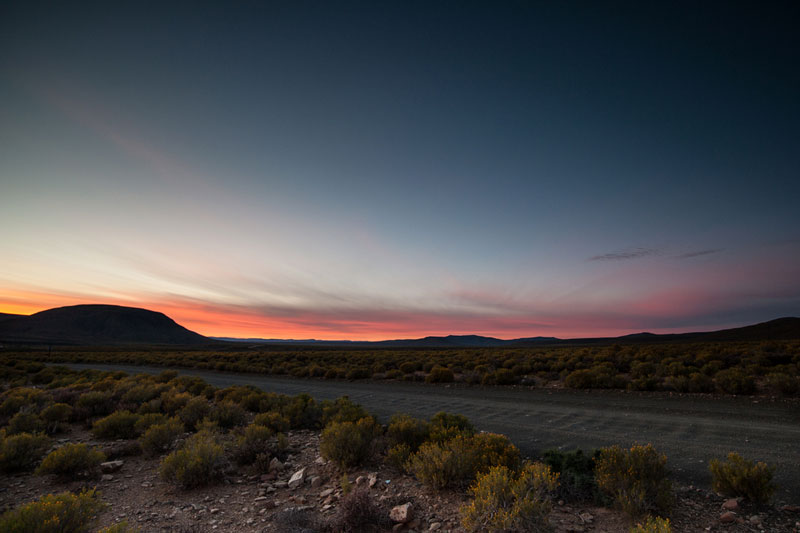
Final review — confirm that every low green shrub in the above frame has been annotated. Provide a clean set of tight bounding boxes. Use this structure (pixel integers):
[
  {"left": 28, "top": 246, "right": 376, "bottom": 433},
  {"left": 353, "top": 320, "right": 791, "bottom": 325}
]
[
  {"left": 429, "top": 411, "right": 475, "bottom": 442},
  {"left": 75, "top": 391, "right": 115, "bottom": 417},
  {"left": 461, "top": 462, "right": 559, "bottom": 532},
  {"left": 386, "top": 414, "right": 430, "bottom": 451},
  {"left": 595, "top": 444, "right": 672, "bottom": 518},
  {"left": 177, "top": 397, "right": 210, "bottom": 430},
  {"left": 426, "top": 366, "right": 455, "bottom": 383},
  {"left": 321, "top": 396, "right": 371, "bottom": 425},
  {"left": 630, "top": 516, "right": 672, "bottom": 533},
  {"left": 714, "top": 369, "right": 756, "bottom": 395},
  {"left": 282, "top": 394, "right": 322, "bottom": 429},
  {"left": 0, "top": 432, "right": 50, "bottom": 473},
  {"left": 253, "top": 411, "right": 290, "bottom": 433},
  {"left": 0, "top": 488, "right": 105, "bottom": 533},
  {"left": 542, "top": 448, "right": 601, "bottom": 502},
  {"left": 134, "top": 413, "right": 168, "bottom": 433},
  {"left": 92, "top": 410, "right": 141, "bottom": 440},
  {"left": 7, "top": 412, "right": 45, "bottom": 436},
  {"left": 35, "top": 443, "right": 106, "bottom": 480},
  {"left": 386, "top": 443, "right": 413, "bottom": 471},
  {"left": 320, "top": 417, "right": 381, "bottom": 469},
  {"left": 709, "top": 452, "right": 776, "bottom": 504},
  {"left": 40, "top": 403, "right": 72, "bottom": 434},
  {"left": 159, "top": 431, "right": 227, "bottom": 488},
  {"left": 331, "top": 486, "right": 387, "bottom": 531},
  {"left": 232, "top": 423, "right": 275, "bottom": 465},
  {"left": 139, "top": 418, "right": 184, "bottom": 457},
  {"left": 209, "top": 401, "right": 247, "bottom": 430}
]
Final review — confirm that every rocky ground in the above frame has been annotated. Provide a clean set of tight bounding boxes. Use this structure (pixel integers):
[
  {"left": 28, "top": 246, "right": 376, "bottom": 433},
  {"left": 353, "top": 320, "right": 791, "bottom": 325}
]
[{"left": 1, "top": 426, "right": 799, "bottom": 532}]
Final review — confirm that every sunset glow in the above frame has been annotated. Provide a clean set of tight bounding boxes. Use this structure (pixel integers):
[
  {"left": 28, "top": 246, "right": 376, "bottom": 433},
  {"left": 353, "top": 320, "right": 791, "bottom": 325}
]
[{"left": 2, "top": 3, "right": 798, "bottom": 341}]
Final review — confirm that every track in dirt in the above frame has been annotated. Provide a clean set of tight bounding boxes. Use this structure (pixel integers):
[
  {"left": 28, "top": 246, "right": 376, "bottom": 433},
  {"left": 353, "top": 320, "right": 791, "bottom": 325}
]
[{"left": 61, "top": 363, "right": 800, "bottom": 500}]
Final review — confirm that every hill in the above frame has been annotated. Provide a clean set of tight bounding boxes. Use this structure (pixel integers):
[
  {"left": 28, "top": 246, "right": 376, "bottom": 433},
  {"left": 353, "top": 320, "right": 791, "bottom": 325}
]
[{"left": 0, "top": 305, "right": 208, "bottom": 345}]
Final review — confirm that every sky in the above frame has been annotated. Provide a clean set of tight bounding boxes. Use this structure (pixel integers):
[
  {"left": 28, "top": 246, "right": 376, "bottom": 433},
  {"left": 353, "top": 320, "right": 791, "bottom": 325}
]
[{"left": 1, "top": 2, "right": 799, "bottom": 340}]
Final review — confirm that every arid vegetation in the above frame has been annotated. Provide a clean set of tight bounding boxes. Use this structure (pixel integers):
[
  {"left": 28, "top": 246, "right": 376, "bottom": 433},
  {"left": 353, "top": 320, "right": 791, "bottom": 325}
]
[
  {"left": 0, "top": 359, "right": 795, "bottom": 532},
  {"left": 6, "top": 338, "right": 800, "bottom": 397}
]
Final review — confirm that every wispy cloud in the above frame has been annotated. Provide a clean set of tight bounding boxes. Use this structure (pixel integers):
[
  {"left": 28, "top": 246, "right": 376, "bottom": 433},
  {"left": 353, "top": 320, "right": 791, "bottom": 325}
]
[
  {"left": 677, "top": 248, "right": 723, "bottom": 259},
  {"left": 588, "top": 247, "right": 660, "bottom": 262}
]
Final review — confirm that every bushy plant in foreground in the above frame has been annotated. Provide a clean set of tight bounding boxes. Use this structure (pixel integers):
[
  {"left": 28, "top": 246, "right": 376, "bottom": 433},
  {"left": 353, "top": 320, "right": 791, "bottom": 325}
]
[
  {"left": 386, "top": 413, "right": 430, "bottom": 451},
  {"left": 429, "top": 411, "right": 475, "bottom": 442},
  {"left": 139, "top": 418, "right": 184, "bottom": 457},
  {"left": 0, "top": 489, "right": 105, "bottom": 533},
  {"left": 7, "top": 412, "right": 45, "bottom": 436},
  {"left": 330, "top": 486, "right": 387, "bottom": 532},
  {"left": 209, "top": 401, "right": 247, "bottom": 430},
  {"left": 709, "top": 452, "right": 776, "bottom": 504},
  {"left": 177, "top": 397, "right": 210, "bottom": 430},
  {"left": 0, "top": 432, "right": 50, "bottom": 473},
  {"left": 134, "top": 412, "right": 168, "bottom": 434},
  {"left": 320, "top": 417, "right": 381, "bottom": 469},
  {"left": 35, "top": 443, "right": 106, "bottom": 480},
  {"left": 542, "top": 448, "right": 601, "bottom": 503},
  {"left": 630, "top": 516, "right": 672, "bottom": 533},
  {"left": 232, "top": 423, "right": 274, "bottom": 465},
  {"left": 40, "top": 403, "right": 72, "bottom": 434},
  {"left": 408, "top": 432, "right": 519, "bottom": 490},
  {"left": 461, "top": 462, "right": 559, "bottom": 532},
  {"left": 595, "top": 444, "right": 672, "bottom": 518},
  {"left": 159, "top": 430, "right": 226, "bottom": 488},
  {"left": 92, "top": 410, "right": 141, "bottom": 440}
]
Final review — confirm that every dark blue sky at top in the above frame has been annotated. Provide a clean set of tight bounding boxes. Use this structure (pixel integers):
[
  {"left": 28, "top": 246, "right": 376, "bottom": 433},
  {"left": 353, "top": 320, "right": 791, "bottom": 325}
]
[{"left": 1, "top": 1, "right": 798, "bottom": 337}]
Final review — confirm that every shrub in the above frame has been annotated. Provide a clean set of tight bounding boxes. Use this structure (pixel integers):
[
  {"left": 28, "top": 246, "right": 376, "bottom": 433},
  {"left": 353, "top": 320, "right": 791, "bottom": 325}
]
[
  {"left": 97, "top": 520, "right": 139, "bottom": 533},
  {"left": 595, "top": 444, "right": 672, "bottom": 517},
  {"left": 0, "top": 432, "right": 50, "bottom": 473},
  {"left": 92, "top": 410, "right": 141, "bottom": 440},
  {"left": 35, "top": 443, "right": 106, "bottom": 480},
  {"left": 630, "top": 516, "right": 672, "bottom": 533},
  {"left": 134, "top": 413, "right": 168, "bottom": 434},
  {"left": 282, "top": 394, "right": 322, "bottom": 429},
  {"left": 177, "top": 397, "right": 210, "bottom": 430},
  {"left": 408, "top": 432, "right": 517, "bottom": 490},
  {"left": 320, "top": 417, "right": 381, "bottom": 469},
  {"left": 461, "top": 462, "right": 559, "bottom": 532},
  {"left": 209, "top": 401, "right": 247, "bottom": 430},
  {"left": 232, "top": 423, "right": 274, "bottom": 465},
  {"left": 708, "top": 452, "right": 776, "bottom": 504},
  {"left": 41, "top": 403, "right": 72, "bottom": 434},
  {"left": 429, "top": 411, "right": 475, "bottom": 442},
  {"left": 714, "top": 369, "right": 755, "bottom": 395},
  {"left": 7, "top": 412, "right": 45, "bottom": 436},
  {"left": 75, "top": 391, "right": 115, "bottom": 417},
  {"left": 386, "top": 414, "right": 430, "bottom": 451},
  {"left": 386, "top": 443, "right": 413, "bottom": 471},
  {"left": 426, "top": 366, "right": 455, "bottom": 383},
  {"left": 253, "top": 411, "right": 290, "bottom": 433},
  {"left": 542, "top": 448, "right": 600, "bottom": 502},
  {"left": 159, "top": 431, "right": 227, "bottom": 488},
  {"left": 321, "top": 396, "right": 371, "bottom": 425},
  {"left": 139, "top": 418, "right": 184, "bottom": 457},
  {"left": 764, "top": 373, "right": 799, "bottom": 396},
  {"left": 331, "top": 486, "right": 387, "bottom": 531},
  {"left": 0, "top": 489, "right": 105, "bottom": 533}
]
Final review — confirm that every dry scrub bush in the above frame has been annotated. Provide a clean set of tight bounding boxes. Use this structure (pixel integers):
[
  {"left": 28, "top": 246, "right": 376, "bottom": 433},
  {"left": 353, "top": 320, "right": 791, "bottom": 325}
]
[
  {"left": 159, "top": 430, "right": 227, "bottom": 488},
  {"left": 386, "top": 413, "right": 430, "bottom": 451},
  {"left": 139, "top": 418, "right": 184, "bottom": 457},
  {"left": 97, "top": 520, "right": 140, "bottom": 533},
  {"left": 320, "top": 417, "right": 381, "bottom": 469},
  {"left": 232, "top": 423, "right": 275, "bottom": 465},
  {"left": 209, "top": 401, "right": 247, "bottom": 430},
  {"left": 426, "top": 366, "right": 455, "bottom": 383},
  {"left": 7, "top": 412, "right": 45, "bottom": 435},
  {"left": 0, "top": 489, "right": 105, "bottom": 533},
  {"left": 36, "top": 443, "right": 106, "bottom": 480},
  {"left": 709, "top": 452, "right": 776, "bottom": 504},
  {"left": 41, "top": 403, "right": 72, "bottom": 434},
  {"left": 92, "top": 410, "right": 141, "bottom": 439},
  {"left": 461, "top": 462, "right": 559, "bottom": 532},
  {"left": 408, "top": 433, "right": 519, "bottom": 490},
  {"left": 330, "top": 486, "right": 387, "bottom": 532},
  {"left": 177, "top": 397, "right": 210, "bottom": 430},
  {"left": 542, "top": 448, "right": 600, "bottom": 503},
  {"left": 253, "top": 411, "right": 290, "bottom": 433},
  {"left": 0, "top": 432, "right": 50, "bottom": 473},
  {"left": 134, "top": 413, "right": 168, "bottom": 434},
  {"left": 429, "top": 411, "right": 475, "bottom": 442},
  {"left": 595, "top": 444, "right": 672, "bottom": 518},
  {"left": 630, "top": 516, "right": 672, "bottom": 533}
]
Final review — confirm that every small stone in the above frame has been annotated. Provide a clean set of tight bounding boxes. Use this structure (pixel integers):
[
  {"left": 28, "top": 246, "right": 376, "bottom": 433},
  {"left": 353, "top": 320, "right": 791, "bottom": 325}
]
[
  {"left": 288, "top": 468, "right": 306, "bottom": 489},
  {"left": 101, "top": 474, "right": 114, "bottom": 481},
  {"left": 101, "top": 460, "right": 124, "bottom": 473},
  {"left": 368, "top": 473, "right": 378, "bottom": 488},
  {"left": 269, "top": 457, "right": 283, "bottom": 472},
  {"left": 310, "top": 476, "right": 323, "bottom": 488},
  {"left": 315, "top": 456, "right": 326, "bottom": 465},
  {"left": 781, "top": 505, "right": 800, "bottom": 512},
  {"left": 393, "top": 523, "right": 405, "bottom": 532},
  {"left": 429, "top": 522, "right": 442, "bottom": 531},
  {"left": 722, "top": 498, "right": 739, "bottom": 511},
  {"left": 390, "top": 503, "right": 413, "bottom": 524},
  {"left": 356, "top": 475, "right": 367, "bottom": 485},
  {"left": 720, "top": 511, "right": 736, "bottom": 523},
  {"left": 210, "top": 509, "right": 220, "bottom": 515},
  {"left": 749, "top": 515, "right": 761, "bottom": 524},
  {"left": 320, "top": 488, "right": 334, "bottom": 498}
]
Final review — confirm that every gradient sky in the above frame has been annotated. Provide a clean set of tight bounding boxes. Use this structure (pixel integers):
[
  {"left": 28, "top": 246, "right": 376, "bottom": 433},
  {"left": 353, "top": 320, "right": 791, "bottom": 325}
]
[{"left": 1, "top": 2, "right": 799, "bottom": 340}]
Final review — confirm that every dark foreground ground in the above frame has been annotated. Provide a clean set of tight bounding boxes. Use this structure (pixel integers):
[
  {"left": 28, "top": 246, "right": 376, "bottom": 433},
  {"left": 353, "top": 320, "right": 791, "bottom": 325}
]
[{"left": 61, "top": 363, "right": 800, "bottom": 501}]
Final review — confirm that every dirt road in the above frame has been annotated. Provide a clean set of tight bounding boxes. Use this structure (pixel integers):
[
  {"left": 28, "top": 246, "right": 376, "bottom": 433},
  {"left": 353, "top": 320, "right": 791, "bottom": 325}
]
[{"left": 61, "top": 363, "right": 800, "bottom": 500}]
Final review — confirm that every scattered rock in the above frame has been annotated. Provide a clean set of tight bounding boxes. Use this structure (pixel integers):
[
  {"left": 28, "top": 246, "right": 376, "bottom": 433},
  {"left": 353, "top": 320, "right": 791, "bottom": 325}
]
[
  {"left": 101, "top": 474, "right": 114, "bottom": 481},
  {"left": 101, "top": 460, "right": 124, "bottom": 473},
  {"left": 721, "top": 498, "right": 739, "bottom": 511},
  {"left": 720, "top": 511, "right": 736, "bottom": 523},
  {"left": 429, "top": 522, "right": 442, "bottom": 531},
  {"left": 269, "top": 457, "right": 283, "bottom": 472},
  {"left": 288, "top": 467, "right": 306, "bottom": 489},
  {"left": 390, "top": 502, "right": 413, "bottom": 524}
]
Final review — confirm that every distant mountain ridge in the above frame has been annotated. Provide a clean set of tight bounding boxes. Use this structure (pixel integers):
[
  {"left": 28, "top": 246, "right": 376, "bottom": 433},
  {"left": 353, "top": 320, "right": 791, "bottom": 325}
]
[
  {"left": 0, "top": 305, "right": 208, "bottom": 345},
  {"left": 212, "top": 317, "right": 800, "bottom": 347},
  {"left": 1, "top": 304, "right": 798, "bottom": 347}
]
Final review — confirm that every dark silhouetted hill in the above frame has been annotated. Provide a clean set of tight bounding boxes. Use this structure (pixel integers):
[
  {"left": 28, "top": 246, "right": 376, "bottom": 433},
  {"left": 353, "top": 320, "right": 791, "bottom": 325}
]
[{"left": 0, "top": 305, "right": 208, "bottom": 345}]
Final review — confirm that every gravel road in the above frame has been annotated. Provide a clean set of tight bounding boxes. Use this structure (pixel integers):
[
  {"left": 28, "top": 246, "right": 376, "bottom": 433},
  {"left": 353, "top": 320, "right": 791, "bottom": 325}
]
[{"left": 60, "top": 363, "right": 800, "bottom": 500}]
